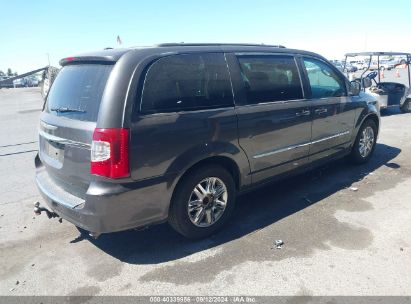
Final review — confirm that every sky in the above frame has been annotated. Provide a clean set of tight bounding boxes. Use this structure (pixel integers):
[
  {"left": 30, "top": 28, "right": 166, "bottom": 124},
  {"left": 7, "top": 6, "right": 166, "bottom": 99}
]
[{"left": 1, "top": 0, "right": 410, "bottom": 74}]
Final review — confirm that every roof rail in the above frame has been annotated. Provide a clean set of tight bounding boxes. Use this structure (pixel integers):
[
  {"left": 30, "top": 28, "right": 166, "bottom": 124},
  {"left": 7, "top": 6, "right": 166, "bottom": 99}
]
[{"left": 156, "top": 43, "right": 286, "bottom": 48}]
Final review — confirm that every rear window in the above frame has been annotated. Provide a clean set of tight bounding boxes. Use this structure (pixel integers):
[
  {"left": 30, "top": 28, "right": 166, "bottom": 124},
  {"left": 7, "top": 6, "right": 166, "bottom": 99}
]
[{"left": 46, "top": 64, "right": 113, "bottom": 122}]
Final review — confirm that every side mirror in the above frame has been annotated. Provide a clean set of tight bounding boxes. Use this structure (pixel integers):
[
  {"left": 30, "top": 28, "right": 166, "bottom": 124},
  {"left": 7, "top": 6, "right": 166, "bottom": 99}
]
[
  {"left": 362, "top": 78, "right": 372, "bottom": 89},
  {"left": 349, "top": 81, "right": 361, "bottom": 96}
]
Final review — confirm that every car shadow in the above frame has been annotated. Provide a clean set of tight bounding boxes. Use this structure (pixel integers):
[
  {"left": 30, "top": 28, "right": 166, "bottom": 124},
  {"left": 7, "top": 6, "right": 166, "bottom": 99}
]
[{"left": 83, "top": 143, "right": 401, "bottom": 264}]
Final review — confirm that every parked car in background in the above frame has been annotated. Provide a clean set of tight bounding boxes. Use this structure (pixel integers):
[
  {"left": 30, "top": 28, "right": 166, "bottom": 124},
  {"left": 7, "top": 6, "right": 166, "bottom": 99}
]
[
  {"left": 13, "top": 77, "right": 39, "bottom": 88},
  {"left": 331, "top": 61, "right": 358, "bottom": 73},
  {"left": 0, "top": 76, "right": 14, "bottom": 88},
  {"left": 349, "top": 60, "right": 365, "bottom": 70},
  {"left": 28, "top": 76, "right": 39, "bottom": 87},
  {"left": 362, "top": 60, "right": 395, "bottom": 70},
  {"left": 13, "top": 77, "right": 28, "bottom": 88},
  {"left": 331, "top": 61, "right": 344, "bottom": 71},
  {"left": 34, "top": 43, "right": 380, "bottom": 239},
  {"left": 380, "top": 60, "right": 395, "bottom": 70},
  {"left": 391, "top": 56, "right": 410, "bottom": 66},
  {"left": 344, "top": 63, "right": 358, "bottom": 72}
]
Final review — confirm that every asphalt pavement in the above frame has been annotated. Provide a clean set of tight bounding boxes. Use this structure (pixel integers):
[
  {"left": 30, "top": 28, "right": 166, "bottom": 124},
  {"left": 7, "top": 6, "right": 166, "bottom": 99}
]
[{"left": 1, "top": 87, "right": 411, "bottom": 296}]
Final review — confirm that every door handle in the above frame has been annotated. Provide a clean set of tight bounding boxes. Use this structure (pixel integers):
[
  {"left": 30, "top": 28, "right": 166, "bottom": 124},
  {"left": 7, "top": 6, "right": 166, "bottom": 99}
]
[
  {"left": 315, "top": 108, "right": 328, "bottom": 115},
  {"left": 295, "top": 110, "right": 311, "bottom": 117}
]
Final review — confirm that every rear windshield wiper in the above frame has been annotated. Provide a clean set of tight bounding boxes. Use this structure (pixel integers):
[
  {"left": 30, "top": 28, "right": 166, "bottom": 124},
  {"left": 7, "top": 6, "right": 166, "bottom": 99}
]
[{"left": 50, "top": 107, "right": 86, "bottom": 113}]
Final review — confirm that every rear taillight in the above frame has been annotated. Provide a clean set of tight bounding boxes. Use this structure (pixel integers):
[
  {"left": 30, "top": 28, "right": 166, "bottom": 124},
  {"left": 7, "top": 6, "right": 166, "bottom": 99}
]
[{"left": 90, "top": 128, "right": 130, "bottom": 179}]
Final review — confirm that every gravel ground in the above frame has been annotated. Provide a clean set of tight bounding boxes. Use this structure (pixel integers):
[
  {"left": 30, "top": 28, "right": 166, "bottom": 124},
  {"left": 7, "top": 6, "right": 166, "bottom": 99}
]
[{"left": 0, "top": 87, "right": 411, "bottom": 296}]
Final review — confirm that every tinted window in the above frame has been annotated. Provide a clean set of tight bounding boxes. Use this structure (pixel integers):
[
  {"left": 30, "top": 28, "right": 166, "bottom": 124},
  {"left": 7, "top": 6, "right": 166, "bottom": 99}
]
[
  {"left": 141, "top": 53, "right": 233, "bottom": 113},
  {"left": 303, "top": 58, "right": 346, "bottom": 98},
  {"left": 46, "top": 64, "right": 113, "bottom": 122},
  {"left": 237, "top": 55, "right": 303, "bottom": 104}
]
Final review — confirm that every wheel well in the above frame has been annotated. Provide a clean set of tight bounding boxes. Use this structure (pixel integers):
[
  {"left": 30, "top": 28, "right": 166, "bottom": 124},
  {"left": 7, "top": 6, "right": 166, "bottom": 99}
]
[
  {"left": 365, "top": 114, "right": 379, "bottom": 134},
  {"left": 177, "top": 156, "right": 241, "bottom": 191}
]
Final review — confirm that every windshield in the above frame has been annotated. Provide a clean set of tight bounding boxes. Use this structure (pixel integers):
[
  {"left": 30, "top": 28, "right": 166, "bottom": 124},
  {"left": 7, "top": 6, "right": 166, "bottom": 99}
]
[{"left": 46, "top": 64, "right": 113, "bottom": 122}]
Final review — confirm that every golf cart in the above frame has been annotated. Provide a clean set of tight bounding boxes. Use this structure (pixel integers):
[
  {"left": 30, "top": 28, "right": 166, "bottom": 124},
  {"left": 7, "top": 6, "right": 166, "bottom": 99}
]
[{"left": 344, "top": 52, "right": 411, "bottom": 113}]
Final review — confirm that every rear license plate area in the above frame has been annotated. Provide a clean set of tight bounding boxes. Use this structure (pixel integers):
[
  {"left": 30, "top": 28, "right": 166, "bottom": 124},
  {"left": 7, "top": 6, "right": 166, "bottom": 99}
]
[{"left": 41, "top": 139, "right": 64, "bottom": 165}]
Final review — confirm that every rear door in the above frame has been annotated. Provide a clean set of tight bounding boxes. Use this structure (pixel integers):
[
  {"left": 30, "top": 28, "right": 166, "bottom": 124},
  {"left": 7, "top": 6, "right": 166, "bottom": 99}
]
[
  {"left": 38, "top": 64, "right": 113, "bottom": 198},
  {"left": 300, "top": 57, "right": 356, "bottom": 162},
  {"left": 130, "top": 53, "right": 238, "bottom": 181},
  {"left": 227, "top": 54, "right": 313, "bottom": 184}
]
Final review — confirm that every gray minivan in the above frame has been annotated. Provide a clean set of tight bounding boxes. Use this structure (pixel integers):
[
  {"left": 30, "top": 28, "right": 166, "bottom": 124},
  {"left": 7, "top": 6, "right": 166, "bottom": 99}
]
[{"left": 35, "top": 43, "right": 380, "bottom": 239}]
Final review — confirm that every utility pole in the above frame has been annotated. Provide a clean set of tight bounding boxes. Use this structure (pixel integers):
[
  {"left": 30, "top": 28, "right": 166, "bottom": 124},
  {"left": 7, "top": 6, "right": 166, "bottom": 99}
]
[
  {"left": 46, "top": 53, "right": 50, "bottom": 67},
  {"left": 46, "top": 53, "right": 50, "bottom": 86}
]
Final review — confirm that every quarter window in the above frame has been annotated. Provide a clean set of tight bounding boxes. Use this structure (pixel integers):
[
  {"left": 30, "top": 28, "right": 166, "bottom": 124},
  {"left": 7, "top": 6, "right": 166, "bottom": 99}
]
[
  {"left": 237, "top": 55, "right": 303, "bottom": 104},
  {"left": 141, "top": 53, "right": 233, "bottom": 113},
  {"left": 303, "top": 58, "right": 346, "bottom": 98}
]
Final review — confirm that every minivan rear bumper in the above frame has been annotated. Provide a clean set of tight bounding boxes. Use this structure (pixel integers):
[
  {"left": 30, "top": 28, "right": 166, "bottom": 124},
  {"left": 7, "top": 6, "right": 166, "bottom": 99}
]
[{"left": 35, "top": 156, "right": 174, "bottom": 234}]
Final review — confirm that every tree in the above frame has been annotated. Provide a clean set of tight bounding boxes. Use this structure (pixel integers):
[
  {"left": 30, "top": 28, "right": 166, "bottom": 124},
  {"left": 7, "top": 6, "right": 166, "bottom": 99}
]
[
  {"left": 14, "top": 72, "right": 18, "bottom": 76},
  {"left": 7, "top": 68, "right": 12, "bottom": 76},
  {"left": 0, "top": 70, "right": 4, "bottom": 76}
]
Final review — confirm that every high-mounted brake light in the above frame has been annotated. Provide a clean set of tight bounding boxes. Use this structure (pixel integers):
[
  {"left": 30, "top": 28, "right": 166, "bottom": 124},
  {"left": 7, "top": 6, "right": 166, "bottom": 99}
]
[{"left": 90, "top": 128, "right": 130, "bottom": 179}]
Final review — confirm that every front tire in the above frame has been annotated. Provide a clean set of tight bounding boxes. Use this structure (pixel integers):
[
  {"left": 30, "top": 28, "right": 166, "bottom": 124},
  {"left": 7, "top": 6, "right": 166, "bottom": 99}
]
[
  {"left": 401, "top": 99, "right": 411, "bottom": 113},
  {"left": 169, "top": 165, "right": 236, "bottom": 239},
  {"left": 350, "top": 119, "right": 378, "bottom": 164}
]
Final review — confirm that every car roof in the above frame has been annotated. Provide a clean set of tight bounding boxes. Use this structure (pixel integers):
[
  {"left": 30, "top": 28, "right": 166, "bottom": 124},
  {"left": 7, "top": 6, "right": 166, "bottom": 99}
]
[{"left": 60, "top": 43, "right": 325, "bottom": 66}]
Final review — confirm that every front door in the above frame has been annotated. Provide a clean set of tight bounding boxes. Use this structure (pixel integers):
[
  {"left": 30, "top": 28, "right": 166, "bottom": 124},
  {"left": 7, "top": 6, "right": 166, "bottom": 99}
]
[
  {"left": 228, "top": 54, "right": 313, "bottom": 184},
  {"left": 300, "top": 57, "right": 357, "bottom": 162}
]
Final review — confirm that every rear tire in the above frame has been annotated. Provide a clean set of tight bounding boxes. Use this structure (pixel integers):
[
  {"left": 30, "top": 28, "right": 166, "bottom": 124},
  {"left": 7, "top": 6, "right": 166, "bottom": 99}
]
[
  {"left": 169, "top": 165, "right": 236, "bottom": 239},
  {"left": 350, "top": 119, "right": 378, "bottom": 164},
  {"left": 401, "top": 99, "right": 411, "bottom": 113}
]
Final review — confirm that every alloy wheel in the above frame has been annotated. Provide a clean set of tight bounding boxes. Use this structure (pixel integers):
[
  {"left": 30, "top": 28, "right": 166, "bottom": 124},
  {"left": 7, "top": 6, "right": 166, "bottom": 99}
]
[
  {"left": 358, "top": 126, "right": 375, "bottom": 158},
  {"left": 187, "top": 177, "right": 228, "bottom": 227}
]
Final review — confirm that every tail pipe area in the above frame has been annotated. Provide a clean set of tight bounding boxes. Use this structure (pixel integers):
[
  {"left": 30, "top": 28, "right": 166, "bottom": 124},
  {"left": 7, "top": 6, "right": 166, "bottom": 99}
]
[
  {"left": 34, "top": 201, "right": 60, "bottom": 219},
  {"left": 34, "top": 202, "right": 101, "bottom": 239}
]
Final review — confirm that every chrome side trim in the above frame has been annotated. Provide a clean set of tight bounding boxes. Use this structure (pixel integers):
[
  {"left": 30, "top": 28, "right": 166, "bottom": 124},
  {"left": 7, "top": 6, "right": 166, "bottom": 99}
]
[
  {"left": 253, "top": 141, "right": 310, "bottom": 159},
  {"left": 236, "top": 98, "right": 308, "bottom": 107},
  {"left": 39, "top": 130, "right": 91, "bottom": 150},
  {"left": 310, "top": 131, "right": 350, "bottom": 145},
  {"left": 253, "top": 131, "right": 350, "bottom": 159},
  {"left": 40, "top": 121, "right": 57, "bottom": 131}
]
